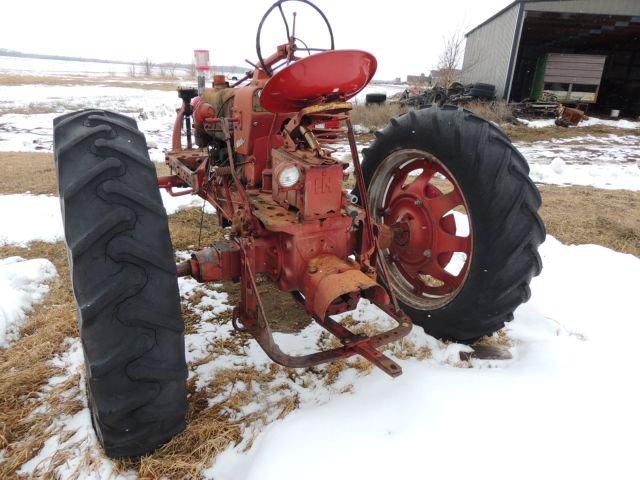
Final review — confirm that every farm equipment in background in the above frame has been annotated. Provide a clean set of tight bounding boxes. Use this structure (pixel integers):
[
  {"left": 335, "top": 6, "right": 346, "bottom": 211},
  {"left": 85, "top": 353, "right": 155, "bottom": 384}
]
[
  {"left": 52, "top": 0, "right": 544, "bottom": 459},
  {"left": 394, "top": 82, "right": 496, "bottom": 109},
  {"left": 395, "top": 82, "right": 497, "bottom": 108}
]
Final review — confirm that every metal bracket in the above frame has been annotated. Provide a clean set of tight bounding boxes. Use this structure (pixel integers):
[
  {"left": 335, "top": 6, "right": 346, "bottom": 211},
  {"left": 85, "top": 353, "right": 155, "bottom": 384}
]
[{"left": 233, "top": 241, "right": 412, "bottom": 378}]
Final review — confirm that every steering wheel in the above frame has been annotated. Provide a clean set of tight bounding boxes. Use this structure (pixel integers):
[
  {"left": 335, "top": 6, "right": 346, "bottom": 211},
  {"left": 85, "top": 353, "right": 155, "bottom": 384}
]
[{"left": 256, "top": 0, "right": 335, "bottom": 77}]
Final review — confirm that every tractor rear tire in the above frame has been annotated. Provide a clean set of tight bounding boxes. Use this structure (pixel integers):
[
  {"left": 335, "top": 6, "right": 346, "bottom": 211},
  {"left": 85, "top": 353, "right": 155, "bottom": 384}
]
[
  {"left": 359, "top": 106, "right": 545, "bottom": 342},
  {"left": 53, "top": 109, "right": 187, "bottom": 458}
]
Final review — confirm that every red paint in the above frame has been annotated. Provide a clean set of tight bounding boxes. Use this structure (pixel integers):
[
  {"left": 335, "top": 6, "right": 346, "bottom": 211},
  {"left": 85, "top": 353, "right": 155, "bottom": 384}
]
[
  {"left": 383, "top": 158, "right": 472, "bottom": 296},
  {"left": 260, "top": 50, "right": 377, "bottom": 113},
  {"left": 163, "top": 43, "right": 411, "bottom": 377}
]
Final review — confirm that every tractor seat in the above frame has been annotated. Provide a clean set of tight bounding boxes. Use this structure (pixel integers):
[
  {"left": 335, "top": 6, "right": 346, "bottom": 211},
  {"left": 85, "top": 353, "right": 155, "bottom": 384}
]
[{"left": 260, "top": 50, "right": 377, "bottom": 113}]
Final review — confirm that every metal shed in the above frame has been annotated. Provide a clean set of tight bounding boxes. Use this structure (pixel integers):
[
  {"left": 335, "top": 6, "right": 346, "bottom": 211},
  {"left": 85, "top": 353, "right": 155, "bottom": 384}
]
[{"left": 461, "top": 0, "right": 640, "bottom": 115}]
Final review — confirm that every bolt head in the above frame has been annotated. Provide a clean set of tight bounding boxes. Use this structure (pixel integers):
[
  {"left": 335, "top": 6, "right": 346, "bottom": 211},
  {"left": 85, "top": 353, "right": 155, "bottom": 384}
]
[
  {"left": 414, "top": 199, "right": 423, "bottom": 206},
  {"left": 423, "top": 249, "right": 432, "bottom": 258}
]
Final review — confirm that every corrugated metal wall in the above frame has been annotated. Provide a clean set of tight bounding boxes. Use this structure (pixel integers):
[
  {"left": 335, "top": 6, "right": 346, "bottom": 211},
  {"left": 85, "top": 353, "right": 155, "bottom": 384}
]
[
  {"left": 524, "top": 0, "right": 640, "bottom": 16},
  {"left": 461, "top": 4, "right": 520, "bottom": 98}
]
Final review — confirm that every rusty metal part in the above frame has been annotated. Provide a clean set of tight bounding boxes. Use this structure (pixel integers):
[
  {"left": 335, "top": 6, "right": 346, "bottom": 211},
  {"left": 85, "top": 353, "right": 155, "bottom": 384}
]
[
  {"left": 346, "top": 117, "right": 399, "bottom": 311},
  {"left": 558, "top": 106, "right": 585, "bottom": 126},
  {"left": 163, "top": 35, "right": 413, "bottom": 377},
  {"left": 303, "top": 254, "right": 387, "bottom": 320},
  {"left": 234, "top": 241, "right": 411, "bottom": 378},
  {"left": 176, "top": 241, "right": 242, "bottom": 283}
]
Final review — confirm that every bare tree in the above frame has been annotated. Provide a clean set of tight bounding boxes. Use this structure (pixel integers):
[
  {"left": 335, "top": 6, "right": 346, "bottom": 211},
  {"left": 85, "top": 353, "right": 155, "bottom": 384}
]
[
  {"left": 166, "top": 63, "right": 178, "bottom": 78},
  {"left": 143, "top": 58, "right": 153, "bottom": 76},
  {"left": 189, "top": 62, "right": 196, "bottom": 76},
  {"left": 435, "top": 31, "right": 464, "bottom": 90},
  {"left": 158, "top": 64, "right": 167, "bottom": 77},
  {"left": 128, "top": 64, "right": 136, "bottom": 77}
]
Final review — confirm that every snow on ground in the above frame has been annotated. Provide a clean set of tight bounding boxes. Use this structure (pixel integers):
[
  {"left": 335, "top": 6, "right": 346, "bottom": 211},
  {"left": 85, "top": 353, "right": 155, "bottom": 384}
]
[
  {"left": 1, "top": 75, "right": 638, "bottom": 190},
  {"left": 516, "top": 135, "right": 640, "bottom": 190},
  {"left": 8, "top": 235, "right": 640, "bottom": 479},
  {"left": 0, "top": 192, "right": 214, "bottom": 248},
  {"left": 0, "top": 194, "right": 63, "bottom": 246},
  {"left": 212, "top": 236, "right": 640, "bottom": 480},
  {"left": 0, "top": 84, "right": 179, "bottom": 154},
  {"left": 353, "top": 83, "right": 407, "bottom": 104},
  {"left": 519, "top": 116, "right": 640, "bottom": 130},
  {"left": 339, "top": 133, "right": 640, "bottom": 191},
  {"left": 0, "top": 256, "right": 57, "bottom": 348},
  {"left": 160, "top": 189, "right": 216, "bottom": 214}
]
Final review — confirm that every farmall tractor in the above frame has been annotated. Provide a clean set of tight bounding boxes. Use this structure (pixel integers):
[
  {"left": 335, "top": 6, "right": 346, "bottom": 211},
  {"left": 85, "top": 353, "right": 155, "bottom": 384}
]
[{"left": 53, "top": 0, "right": 544, "bottom": 458}]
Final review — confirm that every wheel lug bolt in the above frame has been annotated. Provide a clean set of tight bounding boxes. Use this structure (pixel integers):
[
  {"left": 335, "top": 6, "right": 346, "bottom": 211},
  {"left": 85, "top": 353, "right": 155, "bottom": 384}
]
[
  {"left": 414, "top": 199, "right": 423, "bottom": 206},
  {"left": 423, "top": 249, "right": 432, "bottom": 258}
]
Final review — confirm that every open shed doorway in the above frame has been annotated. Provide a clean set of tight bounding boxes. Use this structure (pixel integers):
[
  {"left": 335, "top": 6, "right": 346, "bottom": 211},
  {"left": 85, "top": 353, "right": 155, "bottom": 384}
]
[{"left": 510, "top": 10, "right": 640, "bottom": 116}]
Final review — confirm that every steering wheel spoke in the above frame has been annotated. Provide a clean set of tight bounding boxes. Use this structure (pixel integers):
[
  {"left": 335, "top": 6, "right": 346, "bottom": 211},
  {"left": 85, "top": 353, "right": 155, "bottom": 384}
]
[{"left": 257, "top": 0, "right": 335, "bottom": 76}]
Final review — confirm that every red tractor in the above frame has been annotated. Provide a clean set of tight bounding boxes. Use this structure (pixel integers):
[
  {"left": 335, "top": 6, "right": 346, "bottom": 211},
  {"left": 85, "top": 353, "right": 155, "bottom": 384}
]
[{"left": 53, "top": 0, "right": 544, "bottom": 458}]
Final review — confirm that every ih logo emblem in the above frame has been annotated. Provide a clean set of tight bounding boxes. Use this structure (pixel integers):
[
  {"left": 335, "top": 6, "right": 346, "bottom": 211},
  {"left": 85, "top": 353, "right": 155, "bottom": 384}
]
[{"left": 313, "top": 170, "right": 332, "bottom": 194}]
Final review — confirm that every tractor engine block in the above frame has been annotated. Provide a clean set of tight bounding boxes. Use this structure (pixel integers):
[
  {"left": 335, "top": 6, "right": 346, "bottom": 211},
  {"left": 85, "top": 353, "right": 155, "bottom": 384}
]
[{"left": 271, "top": 148, "right": 345, "bottom": 219}]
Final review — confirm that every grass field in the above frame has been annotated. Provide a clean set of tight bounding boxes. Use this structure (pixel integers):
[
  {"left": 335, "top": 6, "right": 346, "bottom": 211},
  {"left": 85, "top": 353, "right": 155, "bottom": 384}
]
[{"left": 0, "top": 73, "right": 183, "bottom": 91}]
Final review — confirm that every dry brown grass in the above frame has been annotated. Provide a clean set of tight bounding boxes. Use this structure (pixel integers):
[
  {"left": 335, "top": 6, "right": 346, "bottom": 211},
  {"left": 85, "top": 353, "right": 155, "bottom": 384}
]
[
  {"left": 0, "top": 74, "right": 181, "bottom": 92},
  {"left": 0, "top": 152, "right": 58, "bottom": 195},
  {"left": 475, "top": 329, "right": 512, "bottom": 348},
  {"left": 350, "top": 103, "right": 406, "bottom": 131},
  {"left": 504, "top": 123, "right": 637, "bottom": 142},
  {"left": 0, "top": 241, "right": 78, "bottom": 478},
  {"left": 464, "top": 100, "right": 517, "bottom": 125},
  {"left": 0, "top": 152, "right": 171, "bottom": 196},
  {"left": 539, "top": 185, "right": 640, "bottom": 256},
  {"left": 168, "top": 208, "right": 226, "bottom": 251}
]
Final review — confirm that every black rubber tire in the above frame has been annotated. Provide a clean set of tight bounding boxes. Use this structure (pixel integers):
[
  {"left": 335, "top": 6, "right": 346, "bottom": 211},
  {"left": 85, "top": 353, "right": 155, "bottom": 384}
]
[
  {"left": 53, "top": 109, "right": 187, "bottom": 458},
  {"left": 432, "top": 91, "right": 447, "bottom": 105},
  {"left": 469, "top": 87, "right": 496, "bottom": 99},
  {"left": 358, "top": 106, "right": 545, "bottom": 342},
  {"left": 366, "top": 93, "right": 387, "bottom": 105},
  {"left": 470, "top": 82, "right": 496, "bottom": 92}
]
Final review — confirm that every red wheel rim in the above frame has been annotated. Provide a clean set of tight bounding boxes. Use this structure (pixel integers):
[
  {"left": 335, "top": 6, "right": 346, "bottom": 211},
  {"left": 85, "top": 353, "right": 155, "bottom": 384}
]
[{"left": 369, "top": 149, "right": 473, "bottom": 310}]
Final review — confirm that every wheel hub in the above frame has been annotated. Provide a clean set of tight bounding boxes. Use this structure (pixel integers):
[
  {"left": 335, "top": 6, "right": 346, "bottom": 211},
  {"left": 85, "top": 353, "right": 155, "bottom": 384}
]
[{"left": 370, "top": 150, "right": 473, "bottom": 309}]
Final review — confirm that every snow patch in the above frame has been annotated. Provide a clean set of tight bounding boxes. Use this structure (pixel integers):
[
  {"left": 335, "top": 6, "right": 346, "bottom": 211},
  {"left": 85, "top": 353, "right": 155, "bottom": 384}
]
[
  {"left": 0, "top": 192, "right": 214, "bottom": 247},
  {"left": 209, "top": 236, "right": 640, "bottom": 480},
  {"left": 516, "top": 135, "right": 640, "bottom": 190},
  {"left": 518, "top": 116, "right": 640, "bottom": 130},
  {"left": 10, "top": 236, "right": 640, "bottom": 479},
  {"left": 0, "top": 194, "right": 64, "bottom": 246},
  {"left": 0, "top": 256, "right": 57, "bottom": 347}
]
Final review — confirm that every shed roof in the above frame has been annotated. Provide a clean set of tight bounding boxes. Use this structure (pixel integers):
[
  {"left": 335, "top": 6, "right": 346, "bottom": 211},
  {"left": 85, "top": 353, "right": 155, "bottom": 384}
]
[{"left": 465, "top": 0, "right": 635, "bottom": 36}]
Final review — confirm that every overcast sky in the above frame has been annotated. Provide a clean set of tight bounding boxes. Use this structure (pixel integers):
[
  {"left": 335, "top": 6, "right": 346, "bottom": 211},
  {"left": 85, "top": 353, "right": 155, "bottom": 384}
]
[{"left": 1, "top": 0, "right": 513, "bottom": 79}]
